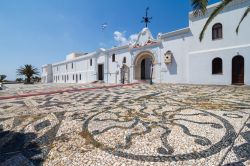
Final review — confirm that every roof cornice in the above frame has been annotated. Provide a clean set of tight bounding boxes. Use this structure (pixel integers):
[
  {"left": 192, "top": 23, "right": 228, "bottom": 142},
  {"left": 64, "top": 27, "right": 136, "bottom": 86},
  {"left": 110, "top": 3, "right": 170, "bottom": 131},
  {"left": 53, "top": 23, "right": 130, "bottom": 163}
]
[{"left": 160, "top": 27, "right": 190, "bottom": 39}]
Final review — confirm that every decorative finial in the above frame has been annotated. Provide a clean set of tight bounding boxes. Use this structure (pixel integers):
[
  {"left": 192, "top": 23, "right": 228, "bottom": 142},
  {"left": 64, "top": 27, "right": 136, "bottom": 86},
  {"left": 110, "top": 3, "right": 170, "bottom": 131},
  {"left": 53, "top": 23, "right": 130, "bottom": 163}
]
[{"left": 141, "top": 7, "right": 152, "bottom": 28}]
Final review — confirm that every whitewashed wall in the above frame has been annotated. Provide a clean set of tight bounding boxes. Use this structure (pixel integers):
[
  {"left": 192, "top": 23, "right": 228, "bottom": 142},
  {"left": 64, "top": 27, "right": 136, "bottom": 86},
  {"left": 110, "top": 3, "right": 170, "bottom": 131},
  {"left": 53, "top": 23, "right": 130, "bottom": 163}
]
[
  {"left": 41, "top": 64, "right": 53, "bottom": 83},
  {"left": 42, "top": 0, "right": 250, "bottom": 85},
  {"left": 160, "top": 32, "right": 192, "bottom": 84},
  {"left": 52, "top": 55, "right": 96, "bottom": 84},
  {"left": 188, "top": 0, "right": 250, "bottom": 85},
  {"left": 107, "top": 50, "right": 132, "bottom": 84}
]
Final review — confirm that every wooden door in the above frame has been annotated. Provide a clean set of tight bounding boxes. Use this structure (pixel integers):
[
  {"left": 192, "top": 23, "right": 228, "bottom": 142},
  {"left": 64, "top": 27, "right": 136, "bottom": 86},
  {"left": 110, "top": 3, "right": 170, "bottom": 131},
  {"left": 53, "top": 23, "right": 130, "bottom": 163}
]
[{"left": 232, "top": 55, "right": 244, "bottom": 85}]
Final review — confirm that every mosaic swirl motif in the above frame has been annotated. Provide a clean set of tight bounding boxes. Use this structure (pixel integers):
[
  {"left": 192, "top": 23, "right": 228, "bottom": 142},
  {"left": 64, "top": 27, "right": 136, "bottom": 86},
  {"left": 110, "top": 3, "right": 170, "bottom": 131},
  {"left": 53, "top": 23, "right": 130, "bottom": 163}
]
[
  {"left": 1, "top": 84, "right": 250, "bottom": 165},
  {"left": 82, "top": 94, "right": 238, "bottom": 162}
]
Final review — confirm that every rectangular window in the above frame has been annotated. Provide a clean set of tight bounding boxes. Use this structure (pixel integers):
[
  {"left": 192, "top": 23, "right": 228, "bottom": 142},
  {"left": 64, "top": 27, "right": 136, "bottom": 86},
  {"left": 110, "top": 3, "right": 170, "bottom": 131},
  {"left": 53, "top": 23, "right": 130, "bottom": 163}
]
[
  {"left": 123, "top": 57, "right": 126, "bottom": 63},
  {"left": 112, "top": 54, "right": 115, "bottom": 62},
  {"left": 72, "top": 63, "right": 73, "bottom": 69},
  {"left": 66, "top": 64, "right": 68, "bottom": 70},
  {"left": 57, "top": 66, "right": 58, "bottom": 71},
  {"left": 80, "top": 74, "right": 81, "bottom": 80},
  {"left": 90, "top": 59, "right": 92, "bottom": 66},
  {"left": 67, "top": 75, "right": 69, "bottom": 80},
  {"left": 73, "top": 74, "right": 74, "bottom": 80}
]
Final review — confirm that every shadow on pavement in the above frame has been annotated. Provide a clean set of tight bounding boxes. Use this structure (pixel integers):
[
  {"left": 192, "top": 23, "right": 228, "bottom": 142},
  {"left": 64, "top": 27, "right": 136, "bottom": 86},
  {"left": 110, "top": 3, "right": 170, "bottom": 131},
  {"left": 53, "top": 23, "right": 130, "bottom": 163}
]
[{"left": 0, "top": 127, "right": 43, "bottom": 166}]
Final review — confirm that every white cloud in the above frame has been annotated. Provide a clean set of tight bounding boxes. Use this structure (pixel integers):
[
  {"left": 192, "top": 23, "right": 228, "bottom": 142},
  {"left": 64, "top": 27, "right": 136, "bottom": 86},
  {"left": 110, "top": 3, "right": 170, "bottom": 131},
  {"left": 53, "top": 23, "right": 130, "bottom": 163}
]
[
  {"left": 114, "top": 31, "right": 128, "bottom": 46},
  {"left": 113, "top": 31, "right": 138, "bottom": 46},
  {"left": 128, "top": 34, "right": 138, "bottom": 44}
]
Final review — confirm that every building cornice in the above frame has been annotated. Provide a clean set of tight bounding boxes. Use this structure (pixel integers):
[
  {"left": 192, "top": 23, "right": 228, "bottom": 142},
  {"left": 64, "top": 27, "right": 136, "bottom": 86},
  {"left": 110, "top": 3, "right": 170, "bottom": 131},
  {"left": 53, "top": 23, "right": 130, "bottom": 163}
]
[
  {"left": 105, "top": 45, "right": 130, "bottom": 53},
  {"left": 159, "top": 27, "right": 190, "bottom": 39},
  {"left": 52, "top": 52, "right": 97, "bottom": 66},
  {"left": 189, "top": 44, "right": 250, "bottom": 55}
]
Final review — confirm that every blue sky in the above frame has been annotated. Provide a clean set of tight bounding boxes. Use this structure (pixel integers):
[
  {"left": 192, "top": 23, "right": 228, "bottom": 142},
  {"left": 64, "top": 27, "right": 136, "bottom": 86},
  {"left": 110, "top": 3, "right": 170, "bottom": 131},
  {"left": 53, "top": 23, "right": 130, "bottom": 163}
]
[{"left": 0, "top": 0, "right": 219, "bottom": 80}]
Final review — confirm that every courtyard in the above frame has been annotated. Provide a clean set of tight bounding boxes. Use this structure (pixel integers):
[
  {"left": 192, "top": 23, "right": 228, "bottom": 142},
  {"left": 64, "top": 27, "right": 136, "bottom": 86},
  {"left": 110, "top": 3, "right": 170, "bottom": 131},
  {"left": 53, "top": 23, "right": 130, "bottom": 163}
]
[{"left": 0, "top": 83, "right": 250, "bottom": 166}]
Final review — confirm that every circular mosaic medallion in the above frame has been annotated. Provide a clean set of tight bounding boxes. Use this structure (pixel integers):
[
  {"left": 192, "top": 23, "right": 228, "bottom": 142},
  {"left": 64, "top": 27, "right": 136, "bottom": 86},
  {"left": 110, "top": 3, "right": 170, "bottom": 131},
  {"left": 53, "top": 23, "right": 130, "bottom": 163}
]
[{"left": 82, "top": 107, "right": 237, "bottom": 162}]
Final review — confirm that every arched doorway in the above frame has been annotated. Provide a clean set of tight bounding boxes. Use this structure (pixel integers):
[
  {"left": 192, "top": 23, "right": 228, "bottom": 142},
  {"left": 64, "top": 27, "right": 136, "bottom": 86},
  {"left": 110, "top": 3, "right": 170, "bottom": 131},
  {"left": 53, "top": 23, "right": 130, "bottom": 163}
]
[
  {"left": 232, "top": 55, "right": 244, "bottom": 85},
  {"left": 120, "top": 64, "right": 130, "bottom": 84},
  {"left": 141, "top": 58, "right": 151, "bottom": 80},
  {"left": 134, "top": 51, "right": 155, "bottom": 81}
]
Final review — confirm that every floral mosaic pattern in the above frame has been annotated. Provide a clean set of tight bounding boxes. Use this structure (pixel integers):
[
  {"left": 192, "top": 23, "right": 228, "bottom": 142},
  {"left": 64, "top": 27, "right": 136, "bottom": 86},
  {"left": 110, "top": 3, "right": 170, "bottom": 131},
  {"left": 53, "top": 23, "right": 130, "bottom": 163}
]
[{"left": 0, "top": 83, "right": 249, "bottom": 166}]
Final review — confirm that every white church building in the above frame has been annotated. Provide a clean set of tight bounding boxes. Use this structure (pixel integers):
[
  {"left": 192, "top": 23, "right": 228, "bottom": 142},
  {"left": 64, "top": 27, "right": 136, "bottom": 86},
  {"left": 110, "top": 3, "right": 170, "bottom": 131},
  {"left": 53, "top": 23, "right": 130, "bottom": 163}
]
[{"left": 42, "top": 0, "right": 250, "bottom": 85}]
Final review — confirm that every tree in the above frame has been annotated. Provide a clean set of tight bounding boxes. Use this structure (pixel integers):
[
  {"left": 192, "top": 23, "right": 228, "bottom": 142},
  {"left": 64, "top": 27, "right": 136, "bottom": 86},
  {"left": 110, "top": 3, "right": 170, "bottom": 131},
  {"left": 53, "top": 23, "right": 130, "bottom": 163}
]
[
  {"left": 191, "top": 0, "right": 250, "bottom": 41},
  {"left": 32, "top": 76, "right": 41, "bottom": 83},
  {"left": 17, "top": 65, "right": 39, "bottom": 84},
  {"left": 0, "top": 75, "right": 7, "bottom": 82},
  {"left": 16, "top": 78, "right": 23, "bottom": 83}
]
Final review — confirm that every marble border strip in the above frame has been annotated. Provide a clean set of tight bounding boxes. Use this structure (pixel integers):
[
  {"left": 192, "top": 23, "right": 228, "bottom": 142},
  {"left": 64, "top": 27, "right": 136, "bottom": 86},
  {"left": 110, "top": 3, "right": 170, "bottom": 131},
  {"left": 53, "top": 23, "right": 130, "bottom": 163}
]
[{"left": 0, "top": 83, "right": 139, "bottom": 101}]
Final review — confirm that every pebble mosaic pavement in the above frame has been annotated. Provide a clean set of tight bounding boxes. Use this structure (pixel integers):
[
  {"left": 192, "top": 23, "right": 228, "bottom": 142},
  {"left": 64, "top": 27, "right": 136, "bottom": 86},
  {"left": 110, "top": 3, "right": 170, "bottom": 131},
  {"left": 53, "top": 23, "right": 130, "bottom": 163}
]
[{"left": 0, "top": 83, "right": 250, "bottom": 166}]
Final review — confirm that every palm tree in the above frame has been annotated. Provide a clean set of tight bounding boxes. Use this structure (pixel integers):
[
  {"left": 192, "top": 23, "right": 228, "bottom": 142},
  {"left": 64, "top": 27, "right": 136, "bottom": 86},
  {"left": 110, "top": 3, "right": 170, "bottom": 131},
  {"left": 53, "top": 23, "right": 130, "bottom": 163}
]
[
  {"left": 16, "top": 78, "right": 24, "bottom": 83},
  {"left": 191, "top": 0, "right": 250, "bottom": 41},
  {"left": 17, "top": 65, "right": 39, "bottom": 84},
  {"left": 0, "top": 75, "right": 7, "bottom": 82},
  {"left": 32, "top": 76, "right": 41, "bottom": 83}
]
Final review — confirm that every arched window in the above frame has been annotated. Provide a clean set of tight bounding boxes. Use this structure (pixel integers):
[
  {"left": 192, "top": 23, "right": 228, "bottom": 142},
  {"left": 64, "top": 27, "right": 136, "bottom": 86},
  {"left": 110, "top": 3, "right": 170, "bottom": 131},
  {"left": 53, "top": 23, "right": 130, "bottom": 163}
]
[
  {"left": 212, "top": 57, "right": 223, "bottom": 74},
  {"left": 123, "top": 57, "right": 126, "bottom": 64},
  {"left": 212, "top": 23, "right": 223, "bottom": 40},
  {"left": 112, "top": 54, "right": 115, "bottom": 62}
]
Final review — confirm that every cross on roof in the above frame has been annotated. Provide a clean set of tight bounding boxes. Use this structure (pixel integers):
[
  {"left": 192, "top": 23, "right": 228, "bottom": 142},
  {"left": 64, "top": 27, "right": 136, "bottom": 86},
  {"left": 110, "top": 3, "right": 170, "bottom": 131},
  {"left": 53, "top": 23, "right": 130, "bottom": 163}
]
[{"left": 141, "top": 7, "right": 152, "bottom": 28}]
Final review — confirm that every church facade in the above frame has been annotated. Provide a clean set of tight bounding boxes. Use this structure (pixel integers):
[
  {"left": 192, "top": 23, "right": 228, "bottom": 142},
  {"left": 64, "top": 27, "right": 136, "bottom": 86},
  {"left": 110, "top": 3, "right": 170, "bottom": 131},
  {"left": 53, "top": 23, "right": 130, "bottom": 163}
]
[{"left": 42, "top": 0, "right": 250, "bottom": 85}]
